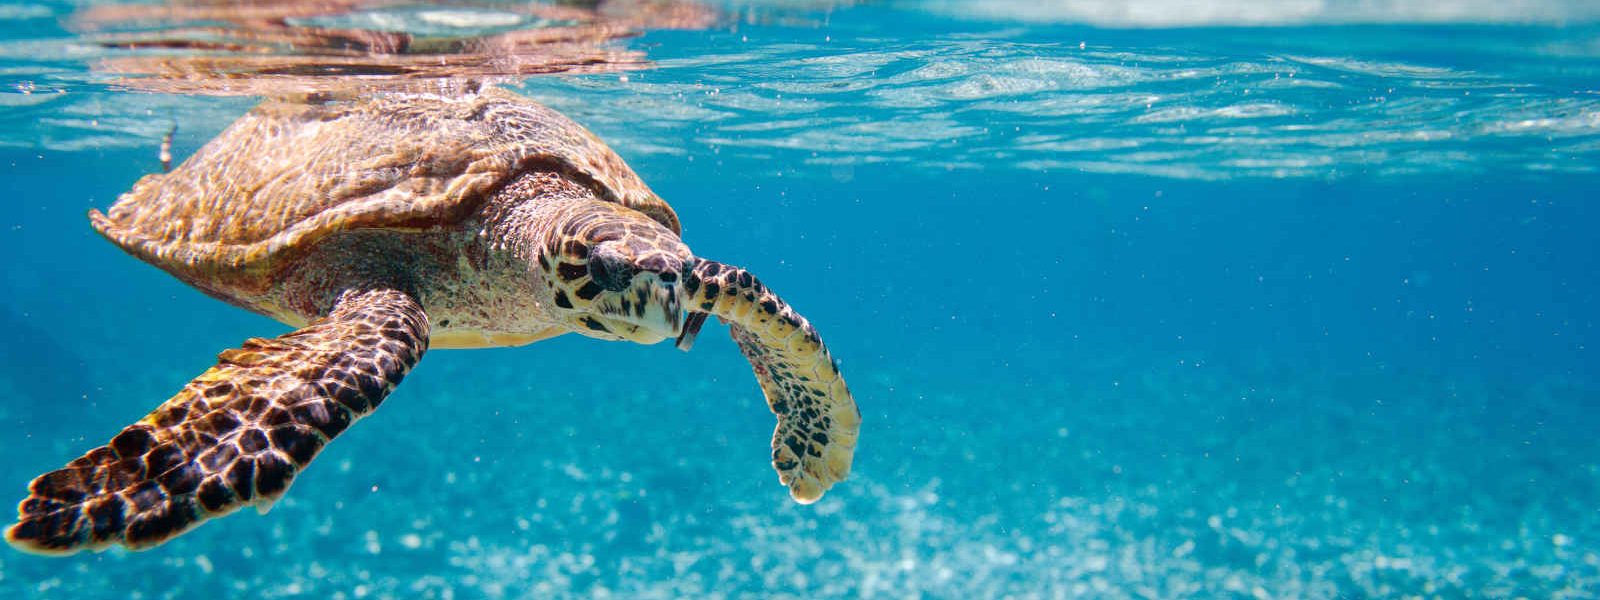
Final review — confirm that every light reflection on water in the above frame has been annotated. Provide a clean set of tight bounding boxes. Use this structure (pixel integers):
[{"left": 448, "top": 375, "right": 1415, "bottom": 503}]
[
  {"left": 1, "top": 1, "right": 1596, "bottom": 180},
  {"left": 72, "top": 0, "right": 714, "bottom": 97}
]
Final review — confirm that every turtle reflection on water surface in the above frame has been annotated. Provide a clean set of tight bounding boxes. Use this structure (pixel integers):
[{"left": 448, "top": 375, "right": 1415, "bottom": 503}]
[{"left": 5, "top": 88, "right": 860, "bottom": 555}]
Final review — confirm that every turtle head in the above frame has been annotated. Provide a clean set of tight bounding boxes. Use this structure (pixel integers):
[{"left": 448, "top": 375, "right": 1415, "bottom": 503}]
[{"left": 540, "top": 204, "right": 694, "bottom": 344}]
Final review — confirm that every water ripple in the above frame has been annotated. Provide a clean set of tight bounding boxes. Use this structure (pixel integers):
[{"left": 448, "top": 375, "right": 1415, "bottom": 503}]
[
  {"left": 519, "top": 26, "right": 1600, "bottom": 179},
  {"left": 0, "top": 3, "right": 1596, "bottom": 181}
]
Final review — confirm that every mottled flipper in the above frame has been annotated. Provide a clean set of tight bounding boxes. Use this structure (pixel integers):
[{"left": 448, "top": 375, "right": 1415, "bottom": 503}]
[
  {"left": 683, "top": 260, "right": 860, "bottom": 503},
  {"left": 5, "top": 289, "right": 428, "bottom": 555}
]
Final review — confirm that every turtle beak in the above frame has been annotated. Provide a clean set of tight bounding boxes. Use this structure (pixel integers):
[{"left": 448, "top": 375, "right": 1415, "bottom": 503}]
[
  {"left": 587, "top": 273, "right": 684, "bottom": 344},
  {"left": 674, "top": 257, "right": 707, "bottom": 352},
  {"left": 636, "top": 276, "right": 683, "bottom": 343},
  {"left": 675, "top": 312, "right": 709, "bottom": 352},
  {"left": 595, "top": 248, "right": 695, "bottom": 345}
]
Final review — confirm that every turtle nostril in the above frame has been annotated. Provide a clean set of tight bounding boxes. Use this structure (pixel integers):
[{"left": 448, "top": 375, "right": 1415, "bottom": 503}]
[
  {"left": 657, "top": 271, "right": 677, "bottom": 283},
  {"left": 588, "top": 246, "right": 636, "bottom": 292}
]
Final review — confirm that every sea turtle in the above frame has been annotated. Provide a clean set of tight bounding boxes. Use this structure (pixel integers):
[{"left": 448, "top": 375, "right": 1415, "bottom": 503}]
[{"left": 5, "top": 88, "right": 860, "bottom": 555}]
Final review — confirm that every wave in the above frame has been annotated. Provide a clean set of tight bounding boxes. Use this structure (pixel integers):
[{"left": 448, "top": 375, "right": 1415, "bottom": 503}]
[{"left": 913, "top": 0, "right": 1600, "bottom": 27}]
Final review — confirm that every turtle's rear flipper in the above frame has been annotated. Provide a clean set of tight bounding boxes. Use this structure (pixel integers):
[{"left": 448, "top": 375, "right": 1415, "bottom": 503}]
[
  {"left": 5, "top": 288, "right": 428, "bottom": 555},
  {"left": 685, "top": 260, "right": 861, "bottom": 503}
]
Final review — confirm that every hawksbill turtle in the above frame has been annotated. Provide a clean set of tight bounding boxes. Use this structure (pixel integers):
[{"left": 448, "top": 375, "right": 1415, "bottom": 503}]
[{"left": 5, "top": 88, "right": 860, "bottom": 555}]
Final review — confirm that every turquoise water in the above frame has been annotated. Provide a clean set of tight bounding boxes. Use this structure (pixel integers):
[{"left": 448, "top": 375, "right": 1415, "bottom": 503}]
[{"left": 2, "top": 1, "right": 1599, "bottom": 597}]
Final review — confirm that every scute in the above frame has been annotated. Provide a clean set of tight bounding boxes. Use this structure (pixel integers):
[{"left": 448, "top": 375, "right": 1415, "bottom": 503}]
[{"left": 89, "top": 88, "right": 680, "bottom": 293}]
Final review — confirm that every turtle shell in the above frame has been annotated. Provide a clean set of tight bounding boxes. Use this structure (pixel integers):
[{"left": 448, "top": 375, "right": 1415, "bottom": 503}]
[{"left": 91, "top": 87, "right": 679, "bottom": 297}]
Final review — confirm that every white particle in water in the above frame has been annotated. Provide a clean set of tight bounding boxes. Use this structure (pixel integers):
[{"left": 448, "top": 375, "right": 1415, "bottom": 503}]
[{"left": 1173, "top": 539, "right": 1195, "bottom": 558}]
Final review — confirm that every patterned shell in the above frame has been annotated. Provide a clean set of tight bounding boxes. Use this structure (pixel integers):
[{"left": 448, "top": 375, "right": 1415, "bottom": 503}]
[{"left": 90, "top": 88, "right": 679, "bottom": 291}]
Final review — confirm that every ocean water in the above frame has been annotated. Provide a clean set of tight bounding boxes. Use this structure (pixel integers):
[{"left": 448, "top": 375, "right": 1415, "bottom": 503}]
[{"left": 1, "top": 1, "right": 1598, "bottom": 597}]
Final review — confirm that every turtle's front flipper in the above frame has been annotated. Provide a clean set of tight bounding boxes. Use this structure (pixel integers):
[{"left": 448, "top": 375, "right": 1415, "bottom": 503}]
[
  {"left": 684, "top": 260, "right": 860, "bottom": 503},
  {"left": 5, "top": 288, "right": 428, "bottom": 555}
]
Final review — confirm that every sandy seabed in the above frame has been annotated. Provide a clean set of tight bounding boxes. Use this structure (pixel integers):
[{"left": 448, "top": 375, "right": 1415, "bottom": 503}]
[{"left": 1, "top": 342, "right": 1595, "bottom": 598}]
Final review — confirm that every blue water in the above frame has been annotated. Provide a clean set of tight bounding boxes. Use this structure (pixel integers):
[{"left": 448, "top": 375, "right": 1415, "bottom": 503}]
[{"left": 2, "top": 1, "right": 1598, "bottom": 597}]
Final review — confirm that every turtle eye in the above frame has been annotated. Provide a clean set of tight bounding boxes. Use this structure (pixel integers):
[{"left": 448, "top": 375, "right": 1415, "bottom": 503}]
[{"left": 588, "top": 244, "right": 636, "bottom": 292}]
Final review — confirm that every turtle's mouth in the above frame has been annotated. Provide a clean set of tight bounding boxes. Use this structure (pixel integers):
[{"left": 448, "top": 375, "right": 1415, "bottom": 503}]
[
  {"left": 675, "top": 311, "right": 709, "bottom": 351},
  {"left": 589, "top": 275, "right": 684, "bottom": 344}
]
